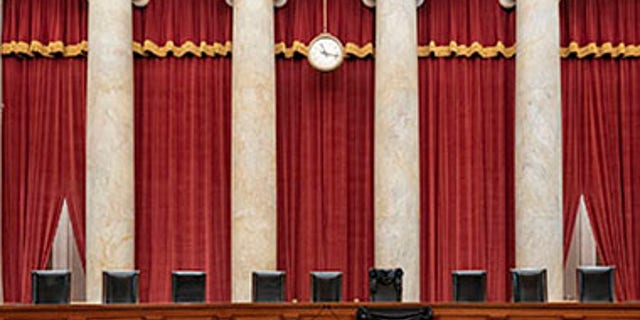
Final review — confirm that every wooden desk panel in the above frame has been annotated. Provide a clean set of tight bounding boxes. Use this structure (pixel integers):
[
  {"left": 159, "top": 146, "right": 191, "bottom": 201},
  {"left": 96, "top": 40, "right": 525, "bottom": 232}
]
[
  {"left": 0, "top": 303, "right": 639, "bottom": 320},
  {"left": 431, "top": 303, "right": 640, "bottom": 320}
]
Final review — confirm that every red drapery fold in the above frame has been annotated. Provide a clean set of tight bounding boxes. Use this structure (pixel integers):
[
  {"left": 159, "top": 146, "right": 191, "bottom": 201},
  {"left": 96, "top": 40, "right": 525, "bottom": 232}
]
[
  {"left": 133, "top": 0, "right": 232, "bottom": 302},
  {"left": 561, "top": 0, "right": 640, "bottom": 301},
  {"left": 418, "top": 0, "right": 515, "bottom": 302},
  {"left": 3, "top": 0, "right": 86, "bottom": 45},
  {"left": 275, "top": 0, "right": 374, "bottom": 302},
  {"left": 2, "top": 0, "right": 87, "bottom": 303}
]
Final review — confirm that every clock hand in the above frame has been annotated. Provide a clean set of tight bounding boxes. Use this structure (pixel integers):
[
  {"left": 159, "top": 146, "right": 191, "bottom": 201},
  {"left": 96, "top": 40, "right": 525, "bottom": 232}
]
[
  {"left": 320, "top": 43, "right": 329, "bottom": 55},
  {"left": 324, "top": 46, "right": 340, "bottom": 58}
]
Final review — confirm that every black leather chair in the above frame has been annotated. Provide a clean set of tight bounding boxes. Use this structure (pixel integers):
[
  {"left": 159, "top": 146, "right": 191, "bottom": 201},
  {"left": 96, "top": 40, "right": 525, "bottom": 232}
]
[
  {"left": 578, "top": 266, "right": 615, "bottom": 302},
  {"left": 452, "top": 270, "right": 486, "bottom": 302},
  {"left": 511, "top": 268, "right": 547, "bottom": 302},
  {"left": 32, "top": 270, "right": 71, "bottom": 304},
  {"left": 103, "top": 270, "right": 139, "bottom": 304},
  {"left": 369, "top": 268, "right": 403, "bottom": 302},
  {"left": 172, "top": 271, "right": 206, "bottom": 303},
  {"left": 310, "top": 271, "right": 342, "bottom": 302},
  {"left": 356, "top": 306, "right": 432, "bottom": 320},
  {"left": 252, "top": 270, "right": 286, "bottom": 302}
]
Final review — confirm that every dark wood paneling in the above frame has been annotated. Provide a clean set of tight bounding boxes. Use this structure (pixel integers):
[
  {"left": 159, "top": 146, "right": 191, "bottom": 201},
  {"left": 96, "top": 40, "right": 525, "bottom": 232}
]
[{"left": 0, "top": 303, "right": 639, "bottom": 320}]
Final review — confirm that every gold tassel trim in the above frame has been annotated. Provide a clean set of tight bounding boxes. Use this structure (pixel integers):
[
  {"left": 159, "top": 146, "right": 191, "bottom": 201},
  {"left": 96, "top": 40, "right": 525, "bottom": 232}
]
[
  {"left": 2, "top": 40, "right": 88, "bottom": 57},
  {"left": 133, "top": 40, "right": 232, "bottom": 58},
  {"left": 561, "top": 41, "right": 640, "bottom": 58},
  {"left": 418, "top": 41, "right": 515, "bottom": 58},
  {"left": 275, "top": 41, "right": 374, "bottom": 58}
]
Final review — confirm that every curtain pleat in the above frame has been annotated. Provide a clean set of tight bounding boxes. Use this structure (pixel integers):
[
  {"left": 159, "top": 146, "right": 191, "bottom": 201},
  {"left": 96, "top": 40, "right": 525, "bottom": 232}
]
[
  {"left": 561, "top": 0, "right": 640, "bottom": 300},
  {"left": 2, "top": 0, "right": 87, "bottom": 303},
  {"left": 418, "top": 0, "right": 516, "bottom": 302},
  {"left": 133, "top": 0, "right": 232, "bottom": 302},
  {"left": 275, "top": 0, "right": 374, "bottom": 302}
]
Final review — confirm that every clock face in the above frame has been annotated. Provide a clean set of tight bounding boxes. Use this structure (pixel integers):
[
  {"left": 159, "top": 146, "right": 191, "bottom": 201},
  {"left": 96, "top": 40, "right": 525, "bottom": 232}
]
[{"left": 308, "top": 34, "right": 344, "bottom": 72}]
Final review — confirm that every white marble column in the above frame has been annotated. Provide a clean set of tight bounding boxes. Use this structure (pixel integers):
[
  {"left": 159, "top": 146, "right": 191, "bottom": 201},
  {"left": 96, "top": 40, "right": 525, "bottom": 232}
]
[
  {"left": 515, "top": 0, "right": 563, "bottom": 301},
  {"left": 231, "top": 0, "right": 277, "bottom": 302},
  {"left": 86, "top": 0, "right": 135, "bottom": 303},
  {"left": 374, "top": 0, "right": 420, "bottom": 302}
]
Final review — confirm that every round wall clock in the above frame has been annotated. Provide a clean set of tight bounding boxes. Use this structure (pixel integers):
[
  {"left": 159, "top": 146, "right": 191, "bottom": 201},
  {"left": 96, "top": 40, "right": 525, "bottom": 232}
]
[{"left": 307, "top": 33, "right": 344, "bottom": 72}]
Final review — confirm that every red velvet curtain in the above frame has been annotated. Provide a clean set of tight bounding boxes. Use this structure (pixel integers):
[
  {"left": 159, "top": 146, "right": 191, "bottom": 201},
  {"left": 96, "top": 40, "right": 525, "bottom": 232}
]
[
  {"left": 561, "top": 0, "right": 640, "bottom": 301},
  {"left": 2, "top": 0, "right": 87, "bottom": 303},
  {"left": 133, "top": 0, "right": 232, "bottom": 302},
  {"left": 418, "top": 0, "right": 515, "bottom": 302},
  {"left": 275, "top": 0, "right": 374, "bottom": 302}
]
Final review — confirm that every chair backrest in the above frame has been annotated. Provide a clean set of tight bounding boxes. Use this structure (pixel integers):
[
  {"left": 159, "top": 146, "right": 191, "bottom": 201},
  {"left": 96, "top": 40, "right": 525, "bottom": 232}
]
[
  {"left": 578, "top": 266, "right": 615, "bottom": 302},
  {"left": 452, "top": 270, "right": 487, "bottom": 302},
  {"left": 369, "top": 268, "right": 403, "bottom": 302},
  {"left": 310, "top": 271, "right": 342, "bottom": 302},
  {"left": 172, "top": 271, "right": 206, "bottom": 303},
  {"left": 511, "top": 268, "right": 547, "bottom": 302},
  {"left": 252, "top": 270, "right": 286, "bottom": 302},
  {"left": 31, "top": 270, "right": 71, "bottom": 304},
  {"left": 356, "top": 306, "right": 432, "bottom": 320},
  {"left": 103, "top": 270, "right": 139, "bottom": 304}
]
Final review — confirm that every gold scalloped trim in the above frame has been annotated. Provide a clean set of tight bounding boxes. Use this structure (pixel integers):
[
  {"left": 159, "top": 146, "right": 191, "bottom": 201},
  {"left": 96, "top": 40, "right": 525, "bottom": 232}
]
[
  {"left": 6, "top": 40, "right": 639, "bottom": 60},
  {"left": 275, "top": 41, "right": 374, "bottom": 59},
  {"left": 561, "top": 41, "right": 640, "bottom": 58},
  {"left": 2, "top": 40, "right": 88, "bottom": 57},
  {"left": 418, "top": 41, "right": 515, "bottom": 58},
  {"left": 133, "top": 40, "right": 232, "bottom": 57}
]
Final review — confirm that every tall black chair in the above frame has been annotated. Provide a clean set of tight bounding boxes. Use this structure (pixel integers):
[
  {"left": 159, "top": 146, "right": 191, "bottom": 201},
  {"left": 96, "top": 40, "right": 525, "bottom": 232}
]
[
  {"left": 310, "top": 271, "right": 342, "bottom": 302},
  {"left": 31, "top": 270, "right": 71, "bottom": 304},
  {"left": 172, "top": 271, "right": 206, "bottom": 303},
  {"left": 511, "top": 268, "right": 547, "bottom": 302},
  {"left": 578, "top": 266, "right": 615, "bottom": 302},
  {"left": 252, "top": 270, "right": 286, "bottom": 302},
  {"left": 452, "top": 270, "right": 487, "bottom": 302},
  {"left": 369, "top": 268, "right": 403, "bottom": 302},
  {"left": 103, "top": 270, "right": 139, "bottom": 304},
  {"left": 356, "top": 306, "right": 432, "bottom": 320}
]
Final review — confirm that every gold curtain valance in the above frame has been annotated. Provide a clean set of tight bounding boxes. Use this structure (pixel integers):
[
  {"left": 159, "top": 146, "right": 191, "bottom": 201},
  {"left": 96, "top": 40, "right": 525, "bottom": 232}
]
[
  {"left": 275, "top": 41, "right": 374, "bottom": 58},
  {"left": 561, "top": 41, "right": 640, "bottom": 58},
  {"left": 133, "top": 40, "right": 232, "bottom": 58},
  {"left": 417, "top": 41, "right": 640, "bottom": 59},
  {"left": 3, "top": 40, "right": 640, "bottom": 59},
  {"left": 2, "top": 40, "right": 88, "bottom": 57},
  {"left": 418, "top": 41, "right": 515, "bottom": 58},
  {"left": 0, "top": 40, "right": 233, "bottom": 58}
]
